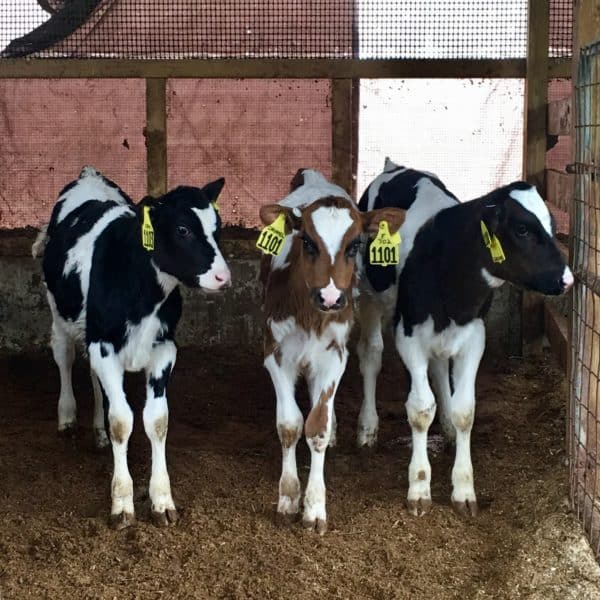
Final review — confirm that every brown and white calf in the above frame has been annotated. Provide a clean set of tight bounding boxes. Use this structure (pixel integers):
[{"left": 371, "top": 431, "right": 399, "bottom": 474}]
[{"left": 259, "top": 169, "right": 404, "bottom": 534}]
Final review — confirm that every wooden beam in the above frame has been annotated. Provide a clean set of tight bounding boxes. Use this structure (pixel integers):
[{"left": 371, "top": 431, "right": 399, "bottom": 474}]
[
  {"left": 544, "top": 301, "right": 569, "bottom": 373},
  {"left": 0, "top": 58, "right": 528, "bottom": 79},
  {"left": 549, "top": 58, "right": 573, "bottom": 78},
  {"left": 548, "top": 97, "right": 572, "bottom": 135},
  {"left": 521, "top": 0, "right": 551, "bottom": 355},
  {"left": 546, "top": 168, "right": 574, "bottom": 213},
  {"left": 145, "top": 78, "right": 167, "bottom": 197},
  {"left": 331, "top": 79, "right": 353, "bottom": 195}
]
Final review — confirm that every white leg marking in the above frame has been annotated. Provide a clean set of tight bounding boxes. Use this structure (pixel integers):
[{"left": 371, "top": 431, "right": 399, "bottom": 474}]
[
  {"left": 303, "top": 350, "right": 347, "bottom": 534},
  {"left": 51, "top": 321, "right": 77, "bottom": 432},
  {"left": 91, "top": 369, "right": 109, "bottom": 448},
  {"left": 356, "top": 296, "right": 384, "bottom": 447},
  {"left": 264, "top": 354, "right": 303, "bottom": 522},
  {"left": 429, "top": 358, "right": 454, "bottom": 442},
  {"left": 396, "top": 327, "right": 435, "bottom": 516},
  {"left": 449, "top": 320, "right": 485, "bottom": 517},
  {"left": 144, "top": 341, "right": 178, "bottom": 526},
  {"left": 89, "top": 343, "right": 134, "bottom": 528}
]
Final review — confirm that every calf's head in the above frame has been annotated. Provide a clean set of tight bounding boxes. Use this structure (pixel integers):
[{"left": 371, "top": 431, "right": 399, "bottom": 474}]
[
  {"left": 145, "top": 178, "right": 231, "bottom": 291},
  {"left": 481, "top": 182, "right": 573, "bottom": 295},
  {"left": 260, "top": 196, "right": 405, "bottom": 312}
]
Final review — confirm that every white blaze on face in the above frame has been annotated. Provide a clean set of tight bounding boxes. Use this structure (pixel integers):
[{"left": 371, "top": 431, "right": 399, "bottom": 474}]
[
  {"left": 509, "top": 187, "right": 553, "bottom": 236},
  {"left": 192, "top": 207, "right": 231, "bottom": 290},
  {"left": 310, "top": 206, "right": 354, "bottom": 265}
]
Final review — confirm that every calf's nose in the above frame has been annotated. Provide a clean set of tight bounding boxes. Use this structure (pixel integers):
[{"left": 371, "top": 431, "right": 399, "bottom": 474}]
[
  {"left": 214, "top": 269, "right": 231, "bottom": 288},
  {"left": 561, "top": 266, "right": 574, "bottom": 292}
]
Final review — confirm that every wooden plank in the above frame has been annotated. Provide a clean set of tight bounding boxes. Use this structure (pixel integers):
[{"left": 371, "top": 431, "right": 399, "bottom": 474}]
[
  {"left": 546, "top": 168, "right": 575, "bottom": 213},
  {"left": 0, "top": 58, "right": 528, "bottom": 79},
  {"left": 521, "top": 0, "right": 551, "bottom": 355},
  {"left": 548, "top": 97, "right": 572, "bottom": 135},
  {"left": 331, "top": 79, "right": 353, "bottom": 195},
  {"left": 145, "top": 78, "right": 167, "bottom": 197},
  {"left": 544, "top": 300, "right": 569, "bottom": 373},
  {"left": 549, "top": 58, "right": 573, "bottom": 78}
]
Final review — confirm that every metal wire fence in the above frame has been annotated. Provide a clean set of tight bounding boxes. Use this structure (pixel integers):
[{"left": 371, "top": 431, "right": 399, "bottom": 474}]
[
  {"left": 570, "top": 40, "right": 600, "bottom": 558},
  {"left": 0, "top": 0, "right": 571, "bottom": 60}
]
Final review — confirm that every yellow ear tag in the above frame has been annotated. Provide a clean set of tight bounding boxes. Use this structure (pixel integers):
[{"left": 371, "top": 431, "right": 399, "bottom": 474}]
[
  {"left": 480, "top": 221, "right": 505, "bottom": 263},
  {"left": 142, "top": 205, "right": 154, "bottom": 251},
  {"left": 369, "top": 220, "right": 401, "bottom": 266},
  {"left": 212, "top": 201, "right": 219, "bottom": 212},
  {"left": 256, "top": 212, "right": 287, "bottom": 256}
]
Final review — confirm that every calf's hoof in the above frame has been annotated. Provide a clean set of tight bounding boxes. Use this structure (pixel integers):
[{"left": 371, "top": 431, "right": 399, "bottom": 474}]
[
  {"left": 406, "top": 497, "right": 432, "bottom": 517},
  {"left": 356, "top": 427, "right": 378, "bottom": 449},
  {"left": 275, "top": 511, "right": 299, "bottom": 527},
  {"left": 452, "top": 498, "right": 479, "bottom": 518},
  {"left": 94, "top": 427, "right": 110, "bottom": 449},
  {"left": 58, "top": 422, "right": 78, "bottom": 438},
  {"left": 302, "top": 517, "right": 327, "bottom": 536},
  {"left": 152, "top": 508, "right": 179, "bottom": 527},
  {"left": 109, "top": 511, "right": 135, "bottom": 530}
]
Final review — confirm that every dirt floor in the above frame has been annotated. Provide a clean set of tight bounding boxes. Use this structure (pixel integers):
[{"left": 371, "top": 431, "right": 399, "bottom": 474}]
[{"left": 1, "top": 346, "right": 600, "bottom": 600}]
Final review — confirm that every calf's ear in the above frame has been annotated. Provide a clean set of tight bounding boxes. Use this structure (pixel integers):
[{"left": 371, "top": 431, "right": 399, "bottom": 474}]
[
  {"left": 202, "top": 177, "right": 225, "bottom": 203},
  {"left": 259, "top": 204, "right": 301, "bottom": 233},
  {"left": 362, "top": 207, "right": 406, "bottom": 234},
  {"left": 481, "top": 202, "right": 503, "bottom": 233}
]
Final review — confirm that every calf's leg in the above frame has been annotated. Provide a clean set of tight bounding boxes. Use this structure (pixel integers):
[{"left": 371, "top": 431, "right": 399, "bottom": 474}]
[
  {"left": 91, "top": 369, "right": 110, "bottom": 448},
  {"left": 89, "top": 343, "right": 134, "bottom": 529},
  {"left": 143, "top": 341, "right": 178, "bottom": 526},
  {"left": 448, "top": 320, "right": 485, "bottom": 517},
  {"left": 264, "top": 354, "right": 303, "bottom": 524},
  {"left": 304, "top": 346, "right": 348, "bottom": 534},
  {"left": 356, "top": 295, "right": 385, "bottom": 447},
  {"left": 396, "top": 328, "right": 436, "bottom": 516},
  {"left": 429, "top": 358, "right": 455, "bottom": 442},
  {"left": 51, "top": 321, "right": 77, "bottom": 434}
]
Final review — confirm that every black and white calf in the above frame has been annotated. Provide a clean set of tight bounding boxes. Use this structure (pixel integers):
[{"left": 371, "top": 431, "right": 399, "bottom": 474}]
[
  {"left": 36, "top": 166, "right": 231, "bottom": 528},
  {"left": 356, "top": 158, "right": 573, "bottom": 516}
]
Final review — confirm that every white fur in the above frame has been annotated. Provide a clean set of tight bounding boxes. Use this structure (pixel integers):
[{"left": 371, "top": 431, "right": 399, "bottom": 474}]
[
  {"left": 311, "top": 205, "right": 354, "bottom": 264},
  {"left": 562, "top": 265, "right": 574, "bottom": 289},
  {"left": 509, "top": 187, "right": 553, "bottom": 236},
  {"left": 396, "top": 317, "right": 484, "bottom": 513},
  {"left": 266, "top": 317, "right": 350, "bottom": 530},
  {"left": 57, "top": 167, "right": 130, "bottom": 223},
  {"left": 481, "top": 267, "right": 505, "bottom": 288},
  {"left": 192, "top": 207, "right": 231, "bottom": 289},
  {"left": 272, "top": 169, "right": 353, "bottom": 271}
]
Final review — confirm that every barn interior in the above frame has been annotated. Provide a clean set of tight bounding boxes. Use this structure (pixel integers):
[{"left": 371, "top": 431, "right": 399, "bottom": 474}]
[{"left": 1, "top": 1, "right": 600, "bottom": 598}]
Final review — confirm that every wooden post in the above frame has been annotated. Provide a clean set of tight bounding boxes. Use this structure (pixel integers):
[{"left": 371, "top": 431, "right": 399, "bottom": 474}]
[
  {"left": 520, "top": 0, "right": 550, "bottom": 354},
  {"left": 331, "top": 78, "right": 354, "bottom": 196},
  {"left": 145, "top": 78, "right": 167, "bottom": 197}
]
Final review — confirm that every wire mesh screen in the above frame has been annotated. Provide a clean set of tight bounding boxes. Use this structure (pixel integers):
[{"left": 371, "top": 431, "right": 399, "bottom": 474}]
[
  {"left": 570, "top": 40, "right": 600, "bottom": 558},
  {"left": 166, "top": 79, "right": 332, "bottom": 228},
  {"left": 0, "top": 0, "right": 554, "bottom": 60},
  {"left": 549, "top": 0, "right": 573, "bottom": 59},
  {"left": 358, "top": 79, "right": 524, "bottom": 201},
  {"left": 0, "top": 78, "right": 146, "bottom": 230}
]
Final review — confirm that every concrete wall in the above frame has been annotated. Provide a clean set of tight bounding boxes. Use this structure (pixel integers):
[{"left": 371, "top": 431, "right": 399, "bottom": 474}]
[{"left": 0, "top": 232, "right": 518, "bottom": 357}]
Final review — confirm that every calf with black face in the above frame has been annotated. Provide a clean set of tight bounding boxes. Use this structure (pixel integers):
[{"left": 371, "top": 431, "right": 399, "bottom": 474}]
[
  {"left": 356, "top": 159, "right": 573, "bottom": 517},
  {"left": 37, "top": 166, "right": 231, "bottom": 528}
]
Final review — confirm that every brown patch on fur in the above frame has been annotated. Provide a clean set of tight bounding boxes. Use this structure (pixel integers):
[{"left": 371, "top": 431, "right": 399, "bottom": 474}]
[
  {"left": 264, "top": 327, "right": 282, "bottom": 364},
  {"left": 326, "top": 339, "right": 344, "bottom": 362},
  {"left": 278, "top": 425, "right": 301, "bottom": 448},
  {"left": 279, "top": 474, "right": 301, "bottom": 499},
  {"left": 418, "top": 470, "right": 427, "bottom": 481},
  {"left": 154, "top": 416, "right": 168, "bottom": 440},
  {"left": 305, "top": 383, "right": 335, "bottom": 439},
  {"left": 110, "top": 420, "right": 127, "bottom": 445}
]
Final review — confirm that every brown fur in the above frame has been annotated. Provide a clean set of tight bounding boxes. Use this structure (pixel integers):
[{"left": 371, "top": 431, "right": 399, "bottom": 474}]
[
  {"left": 278, "top": 425, "right": 301, "bottom": 448},
  {"left": 264, "top": 327, "right": 282, "bottom": 366},
  {"left": 305, "top": 383, "right": 334, "bottom": 439},
  {"left": 326, "top": 339, "right": 344, "bottom": 362},
  {"left": 154, "top": 416, "right": 168, "bottom": 441},
  {"left": 110, "top": 420, "right": 127, "bottom": 444}
]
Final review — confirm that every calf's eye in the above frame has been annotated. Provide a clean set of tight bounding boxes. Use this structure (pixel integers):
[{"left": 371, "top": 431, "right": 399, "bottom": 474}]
[
  {"left": 515, "top": 223, "right": 529, "bottom": 237},
  {"left": 177, "top": 225, "right": 191, "bottom": 238},
  {"left": 302, "top": 235, "right": 318, "bottom": 256},
  {"left": 346, "top": 239, "right": 361, "bottom": 257}
]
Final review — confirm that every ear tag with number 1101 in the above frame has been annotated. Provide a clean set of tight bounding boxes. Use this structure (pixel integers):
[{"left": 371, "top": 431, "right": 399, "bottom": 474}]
[
  {"left": 369, "top": 220, "right": 401, "bottom": 266},
  {"left": 256, "top": 212, "right": 287, "bottom": 256}
]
